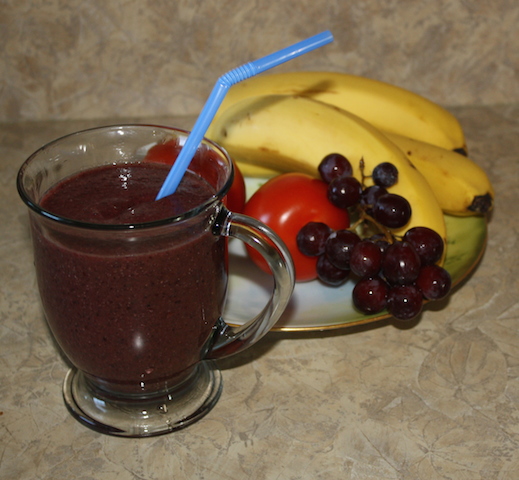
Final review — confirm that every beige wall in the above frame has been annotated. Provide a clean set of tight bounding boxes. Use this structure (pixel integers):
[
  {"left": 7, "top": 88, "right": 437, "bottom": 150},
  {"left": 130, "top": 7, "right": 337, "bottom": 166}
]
[{"left": 1, "top": 0, "right": 517, "bottom": 122}]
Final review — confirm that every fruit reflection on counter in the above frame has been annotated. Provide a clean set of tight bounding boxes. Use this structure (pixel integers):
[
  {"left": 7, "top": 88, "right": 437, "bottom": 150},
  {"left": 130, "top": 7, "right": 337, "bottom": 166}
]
[{"left": 206, "top": 71, "right": 494, "bottom": 321}]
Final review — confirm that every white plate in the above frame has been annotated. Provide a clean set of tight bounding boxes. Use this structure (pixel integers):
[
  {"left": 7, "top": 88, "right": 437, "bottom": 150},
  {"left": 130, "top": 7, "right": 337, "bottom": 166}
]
[{"left": 224, "top": 212, "right": 487, "bottom": 332}]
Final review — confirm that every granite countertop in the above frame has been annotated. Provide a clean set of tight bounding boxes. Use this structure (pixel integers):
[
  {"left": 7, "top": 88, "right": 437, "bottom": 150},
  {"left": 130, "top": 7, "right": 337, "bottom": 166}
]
[{"left": 1, "top": 105, "right": 518, "bottom": 479}]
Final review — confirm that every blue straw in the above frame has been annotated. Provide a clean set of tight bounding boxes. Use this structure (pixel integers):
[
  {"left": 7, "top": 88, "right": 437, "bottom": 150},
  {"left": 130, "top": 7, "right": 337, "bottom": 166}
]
[{"left": 155, "top": 30, "right": 334, "bottom": 200}]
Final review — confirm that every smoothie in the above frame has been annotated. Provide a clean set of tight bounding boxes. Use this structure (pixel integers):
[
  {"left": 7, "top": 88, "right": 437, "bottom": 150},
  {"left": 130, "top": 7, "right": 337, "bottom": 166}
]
[{"left": 32, "top": 162, "right": 227, "bottom": 396}]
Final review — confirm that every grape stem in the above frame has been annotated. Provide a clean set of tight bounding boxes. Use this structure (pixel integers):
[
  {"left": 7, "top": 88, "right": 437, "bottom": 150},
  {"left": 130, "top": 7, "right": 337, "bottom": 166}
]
[
  {"left": 349, "top": 205, "right": 396, "bottom": 243},
  {"left": 359, "top": 158, "right": 369, "bottom": 184},
  {"left": 349, "top": 158, "right": 398, "bottom": 244}
]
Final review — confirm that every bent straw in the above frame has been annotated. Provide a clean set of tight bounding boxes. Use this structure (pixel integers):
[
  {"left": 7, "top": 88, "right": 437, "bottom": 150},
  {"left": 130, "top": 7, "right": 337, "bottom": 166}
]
[{"left": 155, "top": 30, "right": 334, "bottom": 200}]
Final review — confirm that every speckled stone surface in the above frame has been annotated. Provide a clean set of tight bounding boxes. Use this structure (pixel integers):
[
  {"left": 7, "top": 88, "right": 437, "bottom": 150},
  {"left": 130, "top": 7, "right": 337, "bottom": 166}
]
[
  {"left": 1, "top": 0, "right": 518, "bottom": 122},
  {"left": 0, "top": 105, "right": 517, "bottom": 479}
]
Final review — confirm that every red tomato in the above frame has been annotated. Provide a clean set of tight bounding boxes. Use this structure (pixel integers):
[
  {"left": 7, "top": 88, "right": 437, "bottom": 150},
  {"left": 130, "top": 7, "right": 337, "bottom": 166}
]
[
  {"left": 244, "top": 173, "right": 350, "bottom": 282},
  {"left": 145, "top": 139, "right": 246, "bottom": 213},
  {"left": 225, "top": 161, "right": 246, "bottom": 213},
  {"left": 145, "top": 139, "right": 183, "bottom": 164}
]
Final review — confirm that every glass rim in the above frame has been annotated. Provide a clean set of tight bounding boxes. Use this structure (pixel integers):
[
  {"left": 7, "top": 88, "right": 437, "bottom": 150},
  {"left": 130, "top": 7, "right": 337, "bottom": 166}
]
[{"left": 16, "top": 124, "right": 235, "bottom": 231}]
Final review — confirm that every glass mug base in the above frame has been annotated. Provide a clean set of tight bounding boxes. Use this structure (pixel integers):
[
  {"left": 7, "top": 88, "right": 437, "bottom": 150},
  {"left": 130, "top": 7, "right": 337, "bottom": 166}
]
[{"left": 63, "top": 360, "right": 223, "bottom": 437}]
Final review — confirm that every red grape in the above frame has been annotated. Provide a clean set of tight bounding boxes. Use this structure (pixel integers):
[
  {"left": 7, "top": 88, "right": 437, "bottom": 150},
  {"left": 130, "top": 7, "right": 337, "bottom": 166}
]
[
  {"left": 297, "top": 222, "right": 332, "bottom": 257},
  {"left": 382, "top": 242, "right": 421, "bottom": 285},
  {"left": 387, "top": 285, "right": 423, "bottom": 320},
  {"left": 373, "top": 193, "right": 412, "bottom": 228},
  {"left": 350, "top": 239, "right": 383, "bottom": 278},
  {"left": 416, "top": 264, "right": 452, "bottom": 300},
  {"left": 317, "top": 254, "right": 350, "bottom": 286},
  {"left": 372, "top": 162, "right": 399, "bottom": 187},
  {"left": 352, "top": 276, "right": 389, "bottom": 314},
  {"left": 318, "top": 153, "right": 353, "bottom": 183},
  {"left": 328, "top": 176, "right": 362, "bottom": 209},
  {"left": 361, "top": 185, "right": 387, "bottom": 214},
  {"left": 404, "top": 226, "right": 444, "bottom": 266},
  {"left": 325, "top": 230, "right": 361, "bottom": 270}
]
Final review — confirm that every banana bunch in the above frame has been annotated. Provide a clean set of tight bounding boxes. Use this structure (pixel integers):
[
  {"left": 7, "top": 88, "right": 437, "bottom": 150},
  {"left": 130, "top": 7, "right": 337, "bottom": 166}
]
[
  {"left": 212, "top": 71, "right": 467, "bottom": 153},
  {"left": 207, "top": 94, "right": 447, "bottom": 242},
  {"left": 206, "top": 71, "right": 494, "bottom": 221}
]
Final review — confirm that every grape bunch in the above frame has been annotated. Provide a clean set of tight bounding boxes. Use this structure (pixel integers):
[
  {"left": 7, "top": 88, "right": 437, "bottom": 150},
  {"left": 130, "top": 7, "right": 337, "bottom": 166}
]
[{"left": 296, "top": 153, "right": 452, "bottom": 321}]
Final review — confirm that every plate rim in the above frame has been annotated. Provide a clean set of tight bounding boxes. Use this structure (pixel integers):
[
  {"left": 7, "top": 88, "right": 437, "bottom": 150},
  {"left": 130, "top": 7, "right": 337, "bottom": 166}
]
[
  {"left": 227, "top": 214, "right": 488, "bottom": 332},
  {"left": 228, "top": 177, "right": 488, "bottom": 332},
  {"left": 270, "top": 220, "right": 488, "bottom": 332}
]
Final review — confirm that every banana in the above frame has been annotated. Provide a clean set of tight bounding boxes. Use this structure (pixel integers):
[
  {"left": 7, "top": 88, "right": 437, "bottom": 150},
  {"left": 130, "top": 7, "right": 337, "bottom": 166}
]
[
  {"left": 212, "top": 71, "right": 467, "bottom": 152},
  {"left": 384, "top": 132, "right": 494, "bottom": 216},
  {"left": 235, "top": 162, "right": 279, "bottom": 178},
  {"left": 207, "top": 94, "right": 446, "bottom": 242},
  {"left": 237, "top": 130, "right": 494, "bottom": 216}
]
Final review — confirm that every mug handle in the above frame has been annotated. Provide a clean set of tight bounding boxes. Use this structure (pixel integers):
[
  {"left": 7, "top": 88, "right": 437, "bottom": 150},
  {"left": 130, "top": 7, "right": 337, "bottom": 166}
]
[{"left": 206, "top": 207, "right": 295, "bottom": 359}]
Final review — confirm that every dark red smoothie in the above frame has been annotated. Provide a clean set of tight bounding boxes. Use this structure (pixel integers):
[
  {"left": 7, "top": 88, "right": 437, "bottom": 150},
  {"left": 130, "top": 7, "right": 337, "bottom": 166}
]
[{"left": 32, "top": 162, "right": 227, "bottom": 396}]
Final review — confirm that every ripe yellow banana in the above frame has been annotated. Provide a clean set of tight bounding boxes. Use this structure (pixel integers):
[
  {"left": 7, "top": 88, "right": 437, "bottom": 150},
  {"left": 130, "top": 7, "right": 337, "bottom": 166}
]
[
  {"left": 384, "top": 132, "right": 494, "bottom": 216},
  {"left": 213, "top": 71, "right": 467, "bottom": 152},
  {"left": 236, "top": 162, "right": 279, "bottom": 178},
  {"left": 207, "top": 94, "right": 446, "bottom": 242}
]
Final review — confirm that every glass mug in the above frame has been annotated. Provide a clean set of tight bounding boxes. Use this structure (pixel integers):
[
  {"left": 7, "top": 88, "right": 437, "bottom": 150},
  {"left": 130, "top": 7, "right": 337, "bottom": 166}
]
[{"left": 17, "top": 125, "right": 295, "bottom": 437}]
